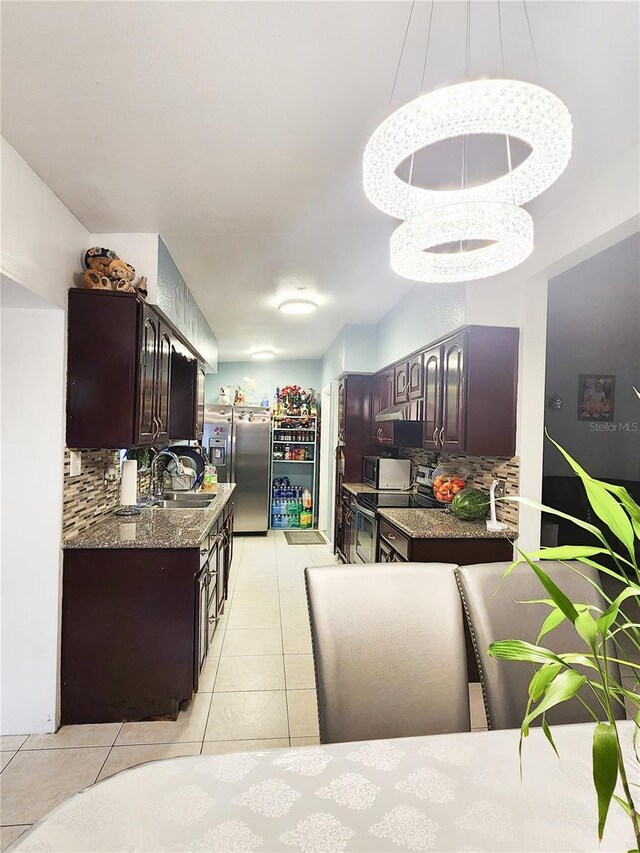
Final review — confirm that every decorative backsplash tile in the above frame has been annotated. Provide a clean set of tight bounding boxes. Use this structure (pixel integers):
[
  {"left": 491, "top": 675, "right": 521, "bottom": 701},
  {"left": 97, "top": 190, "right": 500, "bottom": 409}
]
[
  {"left": 399, "top": 448, "right": 520, "bottom": 526},
  {"left": 62, "top": 449, "right": 151, "bottom": 539}
]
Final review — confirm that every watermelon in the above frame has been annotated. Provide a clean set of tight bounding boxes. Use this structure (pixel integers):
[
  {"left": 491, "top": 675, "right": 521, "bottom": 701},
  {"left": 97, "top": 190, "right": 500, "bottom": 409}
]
[{"left": 451, "top": 487, "right": 489, "bottom": 521}]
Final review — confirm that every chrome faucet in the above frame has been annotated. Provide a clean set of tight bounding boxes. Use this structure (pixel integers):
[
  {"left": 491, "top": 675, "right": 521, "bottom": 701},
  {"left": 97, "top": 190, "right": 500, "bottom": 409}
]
[{"left": 150, "top": 449, "right": 183, "bottom": 497}]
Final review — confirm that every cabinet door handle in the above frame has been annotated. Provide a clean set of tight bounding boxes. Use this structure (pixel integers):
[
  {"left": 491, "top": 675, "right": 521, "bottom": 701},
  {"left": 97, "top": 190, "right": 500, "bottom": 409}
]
[
  {"left": 200, "top": 546, "right": 208, "bottom": 556},
  {"left": 439, "top": 426, "right": 445, "bottom": 446},
  {"left": 387, "top": 533, "right": 396, "bottom": 540},
  {"left": 432, "top": 427, "right": 438, "bottom": 446},
  {"left": 208, "top": 616, "right": 216, "bottom": 624}
]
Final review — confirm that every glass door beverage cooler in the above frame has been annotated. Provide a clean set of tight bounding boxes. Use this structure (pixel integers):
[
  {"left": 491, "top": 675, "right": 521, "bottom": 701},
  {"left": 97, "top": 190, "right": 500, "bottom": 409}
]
[{"left": 270, "top": 414, "right": 319, "bottom": 530}]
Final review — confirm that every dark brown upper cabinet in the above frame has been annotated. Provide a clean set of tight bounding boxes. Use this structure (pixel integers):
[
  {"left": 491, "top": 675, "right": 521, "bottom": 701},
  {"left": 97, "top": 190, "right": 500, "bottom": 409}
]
[
  {"left": 67, "top": 288, "right": 204, "bottom": 449},
  {"left": 372, "top": 370, "right": 395, "bottom": 445},
  {"left": 168, "top": 351, "right": 205, "bottom": 441},
  {"left": 423, "top": 345, "right": 443, "bottom": 451},
  {"left": 136, "top": 303, "right": 171, "bottom": 446},
  {"left": 408, "top": 353, "right": 424, "bottom": 400},
  {"left": 195, "top": 363, "right": 206, "bottom": 439},
  {"left": 394, "top": 361, "right": 410, "bottom": 404},
  {"left": 422, "top": 326, "right": 518, "bottom": 457}
]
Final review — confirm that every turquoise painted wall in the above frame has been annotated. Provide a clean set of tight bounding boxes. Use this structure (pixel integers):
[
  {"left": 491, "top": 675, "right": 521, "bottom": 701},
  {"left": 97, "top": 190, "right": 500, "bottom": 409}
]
[
  {"left": 205, "top": 359, "right": 322, "bottom": 406},
  {"left": 375, "top": 283, "right": 466, "bottom": 370},
  {"left": 320, "top": 324, "right": 377, "bottom": 388}
]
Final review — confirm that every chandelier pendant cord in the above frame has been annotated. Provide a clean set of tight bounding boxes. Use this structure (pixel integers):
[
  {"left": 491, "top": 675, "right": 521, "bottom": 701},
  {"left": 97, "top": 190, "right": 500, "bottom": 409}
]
[
  {"left": 497, "top": 0, "right": 516, "bottom": 206},
  {"left": 522, "top": 0, "right": 543, "bottom": 86},
  {"left": 388, "top": 0, "right": 416, "bottom": 107},
  {"left": 459, "top": 0, "right": 471, "bottom": 252},
  {"left": 404, "top": 0, "right": 436, "bottom": 219}
]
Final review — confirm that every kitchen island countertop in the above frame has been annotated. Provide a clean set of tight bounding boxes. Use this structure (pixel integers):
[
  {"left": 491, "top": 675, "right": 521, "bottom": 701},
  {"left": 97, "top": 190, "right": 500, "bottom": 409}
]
[
  {"left": 63, "top": 484, "right": 235, "bottom": 549},
  {"left": 378, "top": 507, "right": 517, "bottom": 540}
]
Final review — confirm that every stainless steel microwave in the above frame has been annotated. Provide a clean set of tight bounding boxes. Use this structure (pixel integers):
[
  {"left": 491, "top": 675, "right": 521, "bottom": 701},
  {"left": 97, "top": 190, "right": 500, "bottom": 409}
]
[{"left": 362, "top": 456, "right": 411, "bottom": 490}]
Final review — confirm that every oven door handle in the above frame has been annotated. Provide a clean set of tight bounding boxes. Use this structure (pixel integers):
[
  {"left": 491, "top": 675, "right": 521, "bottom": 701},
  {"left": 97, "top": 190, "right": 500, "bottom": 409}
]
[{"left": 354, "top": 502, "right": 377, "bottom": 521}]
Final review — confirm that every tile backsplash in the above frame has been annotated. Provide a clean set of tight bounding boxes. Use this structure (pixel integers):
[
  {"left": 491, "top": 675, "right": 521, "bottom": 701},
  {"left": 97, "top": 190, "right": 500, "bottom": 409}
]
[
  {"left": 62, "top": 449, "right": 151, "bottom": 539},
  {"left": 399, "top": 448, "right": 520, "bottom": 527}
]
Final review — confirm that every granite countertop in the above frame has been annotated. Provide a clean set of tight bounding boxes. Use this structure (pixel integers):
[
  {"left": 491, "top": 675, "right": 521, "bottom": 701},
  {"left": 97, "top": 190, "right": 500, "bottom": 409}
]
[
  {"left": 378, "top": 507, "right": 517, "bottom": 540},
  {"left": 342, "top": 482, "right": 416, "bottom": 496},
  {"left": 63, "top": 484, "right": 235, "bottom": 550}
]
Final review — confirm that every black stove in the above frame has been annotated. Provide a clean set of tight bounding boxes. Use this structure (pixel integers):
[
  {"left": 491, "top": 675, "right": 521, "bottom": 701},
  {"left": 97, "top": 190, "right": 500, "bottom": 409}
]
[{"left": 355, "top": 491, "right": 441, "bottom": 511}]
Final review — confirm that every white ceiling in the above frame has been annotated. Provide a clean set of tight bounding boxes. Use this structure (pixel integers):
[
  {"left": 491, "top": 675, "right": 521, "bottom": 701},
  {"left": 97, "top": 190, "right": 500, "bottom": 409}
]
[{"left": 1, "top": 1, "right": 638, "bottom": 360}]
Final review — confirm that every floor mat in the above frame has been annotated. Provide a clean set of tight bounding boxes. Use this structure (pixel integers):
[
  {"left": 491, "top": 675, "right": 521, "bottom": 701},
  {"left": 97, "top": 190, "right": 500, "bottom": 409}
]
[{"left": 284, "top": 530, "right": 326, "bottom": 545}]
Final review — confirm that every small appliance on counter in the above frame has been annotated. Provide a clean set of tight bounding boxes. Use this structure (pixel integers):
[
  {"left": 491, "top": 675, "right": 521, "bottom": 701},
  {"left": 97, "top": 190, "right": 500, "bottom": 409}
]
[
  {"left": 362, "top": 456, "right": 412, "bottom": 490},
  {"left": 353, "top": 465, "right": 441, "bottom": 563}
]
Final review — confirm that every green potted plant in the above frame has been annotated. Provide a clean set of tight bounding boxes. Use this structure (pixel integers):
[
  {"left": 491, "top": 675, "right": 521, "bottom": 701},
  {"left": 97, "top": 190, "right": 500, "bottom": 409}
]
[{"left": 489, "top": 436, "right": 639, "bottom": 847}]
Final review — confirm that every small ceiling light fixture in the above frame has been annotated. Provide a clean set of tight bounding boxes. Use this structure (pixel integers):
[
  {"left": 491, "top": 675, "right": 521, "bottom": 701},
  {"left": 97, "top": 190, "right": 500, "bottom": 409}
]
[
  {"left": 277, "top": 298, "right": 318, "bottom": 315},
  {"left": 251, "top": 350, "right": 276, "bottom": 360}
]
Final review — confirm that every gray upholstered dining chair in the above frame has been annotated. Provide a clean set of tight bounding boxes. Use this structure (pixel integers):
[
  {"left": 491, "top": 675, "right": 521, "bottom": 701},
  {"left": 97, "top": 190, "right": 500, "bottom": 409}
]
[
  {"left": 456, "top": 561, "right": 626, "bottom": 730},
  {"left": 304, "top": 563, "right": 470, "bottom": 744}
]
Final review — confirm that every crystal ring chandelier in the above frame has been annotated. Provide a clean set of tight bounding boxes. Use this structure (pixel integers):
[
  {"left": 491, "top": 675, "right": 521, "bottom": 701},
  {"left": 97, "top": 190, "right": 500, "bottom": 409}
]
[
  {"left": 390, "top": 201, "right": 534, "bottom": 284},
  {"left": 363, "top": 79, "right": 572, "bottom": 220}
]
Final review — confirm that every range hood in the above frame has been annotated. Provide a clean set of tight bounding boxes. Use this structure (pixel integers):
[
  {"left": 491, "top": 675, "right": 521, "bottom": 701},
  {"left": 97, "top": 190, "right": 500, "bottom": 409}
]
[
  {"left": 374, "top": 403, "right": 423, "bottom": 447},
  {"left": 375, "top": 404, "right": 415, "bottom": 423}
]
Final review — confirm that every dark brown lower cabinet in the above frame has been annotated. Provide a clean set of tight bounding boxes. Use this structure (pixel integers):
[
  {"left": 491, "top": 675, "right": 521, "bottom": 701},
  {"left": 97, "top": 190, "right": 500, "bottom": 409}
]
[
  {"left": 61, "top": 504, "right": 233, "bottom": 724},
  {"left": 336, "top": 488, "right": 357, "bottom": 563},
  {"left": 376, "top": 517, "right": 513, "bottom": 682}
]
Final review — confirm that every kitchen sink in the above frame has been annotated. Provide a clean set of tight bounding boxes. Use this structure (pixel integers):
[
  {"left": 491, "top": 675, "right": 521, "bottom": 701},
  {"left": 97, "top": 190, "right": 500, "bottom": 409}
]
[
  {"left": 160, "top": 492, "right": 212, "bottom": 502},
  {"left": 153, "top": 499, "right": 213, "bottom": 509}
]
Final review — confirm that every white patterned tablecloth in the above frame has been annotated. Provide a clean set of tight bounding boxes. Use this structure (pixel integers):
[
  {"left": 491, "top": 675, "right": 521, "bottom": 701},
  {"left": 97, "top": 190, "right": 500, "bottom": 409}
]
[{"left": 10, "top": 722, "right": 637, "bottom": 852}]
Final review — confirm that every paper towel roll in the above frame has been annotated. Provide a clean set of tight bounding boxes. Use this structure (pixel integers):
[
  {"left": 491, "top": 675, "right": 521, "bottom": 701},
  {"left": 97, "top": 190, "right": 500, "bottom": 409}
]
[{"left": 120, "top": 459, "right": 138, "bottom": 506}]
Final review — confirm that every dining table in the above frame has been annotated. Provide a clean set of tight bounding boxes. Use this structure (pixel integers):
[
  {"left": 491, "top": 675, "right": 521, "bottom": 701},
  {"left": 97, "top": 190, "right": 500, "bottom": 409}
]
[{"left": 9, "top": 721, "right": 638, "bottom": 852}]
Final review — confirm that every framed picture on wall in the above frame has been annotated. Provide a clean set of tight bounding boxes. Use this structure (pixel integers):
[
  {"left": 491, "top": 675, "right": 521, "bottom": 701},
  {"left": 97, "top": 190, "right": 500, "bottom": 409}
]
[{"left": 577, "top": 374, "right": 615, "bottom": 420}]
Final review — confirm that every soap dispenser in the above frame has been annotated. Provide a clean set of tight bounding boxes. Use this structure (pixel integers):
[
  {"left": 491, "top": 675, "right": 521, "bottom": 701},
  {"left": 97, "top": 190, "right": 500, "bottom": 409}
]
[{"left": 486, "top": 479, "right": 508, "bottom": 531}]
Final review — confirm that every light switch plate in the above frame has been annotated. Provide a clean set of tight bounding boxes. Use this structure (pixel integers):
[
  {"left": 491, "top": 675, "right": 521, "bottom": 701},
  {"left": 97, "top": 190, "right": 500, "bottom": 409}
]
[{"left": 69, "top": 450, "right": 82, "bottom": 477}]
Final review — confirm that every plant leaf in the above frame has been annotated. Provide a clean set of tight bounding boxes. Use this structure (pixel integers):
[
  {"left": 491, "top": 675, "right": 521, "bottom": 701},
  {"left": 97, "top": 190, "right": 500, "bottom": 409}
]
[
  {"left": 577, "top": 557, "right": 634, "bottom": 586},
  {"left": 559, "top": 652, "right": 600, "bottom": 670},
  {"left": 592, "top": 722, "right": 619, "bottom": 840},
  {"left": 506, "top": 496, "right": 615, "bottom": 547},
  {"left": 522, "top": 670, "right": 586, "bottom": 735},
  {"left": 529, "top": 663, "right": 562, "bottom": 701},
  {"left": 583, "top": 479, "right": 637, "bottom": 563},
  {"left": 488, "top": 639, "right": 564, "bottom": 666},
  {"left": 612, "top": 794, "right": 634, "bottom": 818},
  {"left": 575, "top": 609, "right": 598, "bottom": 650},
  {"left": 597, "top": 587, "right": 640, "bottom": 635},
  {"left": 537, "top": 607, "right": 566, "bottom": 642},
  {"left": 541, "top": 717, "right": 560, "bottom": 759},
  {"left": 514, "top": 548, "right": 580, "bottom": 623},
  {"left": 522, "top": 546, "right": 612, "bottom": 562},
  {"left": 546, "top": 435, "right": 637, "bottom": 563}
]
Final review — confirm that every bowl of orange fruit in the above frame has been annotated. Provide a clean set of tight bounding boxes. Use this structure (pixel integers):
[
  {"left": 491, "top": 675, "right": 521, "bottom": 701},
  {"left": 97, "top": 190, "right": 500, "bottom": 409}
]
[{"left": 432, "top": 466, "right": 467, "bottom": 504}]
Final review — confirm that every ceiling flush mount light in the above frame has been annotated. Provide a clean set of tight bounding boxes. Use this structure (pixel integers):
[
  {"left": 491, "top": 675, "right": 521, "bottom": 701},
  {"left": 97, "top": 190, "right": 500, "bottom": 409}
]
[
  {"left": 363, "top": 79, "right": 572, "bottom": 220},
  {"left": 251, "top": 350, "right": 275, "bottom": 360},
  {"left": 277, "top": 298, "right": 318, "bottom": 315},
  {"left": 390, "top": 201, "right": 534, "bottom": 283}
]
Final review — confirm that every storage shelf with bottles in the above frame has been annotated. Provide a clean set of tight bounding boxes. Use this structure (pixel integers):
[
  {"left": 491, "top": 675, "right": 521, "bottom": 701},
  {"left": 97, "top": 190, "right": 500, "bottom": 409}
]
[{"left": 269, "top": 415, "right": 319, "bottom": 529}]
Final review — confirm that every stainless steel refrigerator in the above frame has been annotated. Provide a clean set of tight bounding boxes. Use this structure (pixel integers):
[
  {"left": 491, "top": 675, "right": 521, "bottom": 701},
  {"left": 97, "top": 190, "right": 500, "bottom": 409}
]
[{"left": 203, "top": 405, "right": 271, "bottom": 533}]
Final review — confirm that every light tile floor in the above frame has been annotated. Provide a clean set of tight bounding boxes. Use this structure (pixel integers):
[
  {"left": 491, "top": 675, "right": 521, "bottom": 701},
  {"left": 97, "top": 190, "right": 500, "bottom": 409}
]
[{"left": 0, "top": 530, "right": 489, "bottom": 850}]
